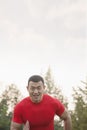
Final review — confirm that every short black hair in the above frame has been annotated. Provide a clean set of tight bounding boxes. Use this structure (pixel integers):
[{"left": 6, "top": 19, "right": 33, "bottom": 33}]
[{"left": 28, "top": 75, "right": 44, "bottom": 85}]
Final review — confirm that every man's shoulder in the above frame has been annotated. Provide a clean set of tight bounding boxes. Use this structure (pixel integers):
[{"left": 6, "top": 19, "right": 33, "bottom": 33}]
[
  {"left": 44, "top": 94, "right": 57, "bottom": 100},
  {"left": 44, "top": 94, "right": 58, "bottom": 102},
  {"left": 44, "top": 94, "right": 62, "bottom": 104}
]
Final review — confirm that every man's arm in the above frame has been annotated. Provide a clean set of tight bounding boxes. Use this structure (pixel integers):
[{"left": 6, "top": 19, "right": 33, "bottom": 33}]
[
  {"left": 60, "top": 108, "right": 72, "bottom": 130},
  {"left": 10, "top": 121, "right": 21, "bottom": 130},
  {"left": 23, "top": 121, "right": 29, "bottom": 130}
]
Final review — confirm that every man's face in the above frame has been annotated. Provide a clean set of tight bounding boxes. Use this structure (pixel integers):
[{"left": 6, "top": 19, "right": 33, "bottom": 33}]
[{"left": 27, "top": 81, "right": 45, "bottom": 103}]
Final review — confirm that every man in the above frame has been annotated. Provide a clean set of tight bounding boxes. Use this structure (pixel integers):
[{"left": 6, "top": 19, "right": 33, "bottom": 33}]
[{"left": 10, "top": 75, "right": 72, "bottom": 130}]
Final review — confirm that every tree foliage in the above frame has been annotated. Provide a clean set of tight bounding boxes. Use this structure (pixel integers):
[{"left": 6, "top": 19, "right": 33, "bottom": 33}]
[
  {"left": 0, "top": 84, "right": 23, "bottom": 130},
  {"left": 44, "top": 67, "right": 68, "bottom": 106},
  {"left": 71, "top": 81, "right": 87, "bottom": 130}
]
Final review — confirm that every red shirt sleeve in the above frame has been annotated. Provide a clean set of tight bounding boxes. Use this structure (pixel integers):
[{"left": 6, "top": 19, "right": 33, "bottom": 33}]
[
  {"left": 12, "top": 104, "right": 23, "bottom": 124},
  {"left": 54, "top": 98, "right": 65, "bottom": 116}
]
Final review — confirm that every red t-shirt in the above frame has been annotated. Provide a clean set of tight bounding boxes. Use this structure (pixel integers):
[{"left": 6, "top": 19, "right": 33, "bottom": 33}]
[{"left": 12, "top": 94, "right": 65, "bottom": 130}]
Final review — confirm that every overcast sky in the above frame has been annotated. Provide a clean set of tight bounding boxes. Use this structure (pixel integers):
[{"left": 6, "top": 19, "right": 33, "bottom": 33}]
[{"left": 0, "top": 0, "right": 87, "bottom": 105}]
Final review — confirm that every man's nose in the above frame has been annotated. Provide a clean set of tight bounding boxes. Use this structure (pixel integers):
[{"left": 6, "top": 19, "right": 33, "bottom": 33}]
[{"left": 34, "top": 89, "right": 38, "bottom": 93}]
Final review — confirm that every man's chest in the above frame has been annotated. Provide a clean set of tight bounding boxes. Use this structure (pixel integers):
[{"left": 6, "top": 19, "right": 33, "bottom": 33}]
[{"left": 22, "top": 104, "right": 55, "bottom": 127}]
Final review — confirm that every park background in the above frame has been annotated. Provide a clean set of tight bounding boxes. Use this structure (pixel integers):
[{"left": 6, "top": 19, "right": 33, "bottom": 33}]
[{"left": 0, "top": 0, "right": 87, "bottom": 130}]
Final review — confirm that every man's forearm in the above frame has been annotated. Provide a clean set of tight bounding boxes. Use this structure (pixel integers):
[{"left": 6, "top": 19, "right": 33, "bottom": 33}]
[
  {"left": 64, "top": 116, "right": 72, "bottom": 130},
  {"left": 10, "top": 126, "right": 20, "bottom": 130},
  {"left": 10, "top": 121, "right": 21, "bottom": 130},
  {"left": 23, "top": 121, "right": 29, "bottom": 130}
]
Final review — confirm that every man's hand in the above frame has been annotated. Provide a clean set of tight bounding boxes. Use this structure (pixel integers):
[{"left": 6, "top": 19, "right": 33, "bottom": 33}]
[{"left": 23, "top": 121, "right": 30, "bottom": 130}]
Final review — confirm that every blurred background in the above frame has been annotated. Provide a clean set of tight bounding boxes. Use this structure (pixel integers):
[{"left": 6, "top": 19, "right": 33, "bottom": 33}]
[{"left": 0, "top": 0, "right": 87, "bottom": 130}]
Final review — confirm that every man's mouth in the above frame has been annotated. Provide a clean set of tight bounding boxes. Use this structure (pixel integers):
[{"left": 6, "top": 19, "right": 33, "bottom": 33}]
[{"left": 33, "top": 95, "right": 40, "bottom": 98}]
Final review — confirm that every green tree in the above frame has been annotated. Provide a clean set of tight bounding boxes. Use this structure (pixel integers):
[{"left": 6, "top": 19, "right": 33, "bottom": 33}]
[
  {"left": 0, "top": 98, "right": 9, "bottom": 130},
  {"left": 44, "top": 67, "right": 68, "bottom": 130},
  {"left": 44, "top": 67, "right": 68, "bottom": 106},
  {"left": 71, "top": 80, "right": 87, "bottom": 130},
  {"left": 0, "top": 84, "right": 23, "bottom": 130}
]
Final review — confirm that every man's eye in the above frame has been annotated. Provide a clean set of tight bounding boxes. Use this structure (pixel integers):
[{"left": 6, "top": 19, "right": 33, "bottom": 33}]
[
  {"left": 37, "top": 86, "right": 41, "bottom": 90},
  {"left": 31, "top": 87, "right": 35, "bottom": 91},
  {"left": 30, "top": 86, "right": 42, "bottom": 91}
]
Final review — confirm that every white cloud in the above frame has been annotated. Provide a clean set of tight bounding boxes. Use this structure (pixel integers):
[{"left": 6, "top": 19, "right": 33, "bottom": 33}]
[{"left": 45, "top": 0, "right": 86, "bottom": 20}]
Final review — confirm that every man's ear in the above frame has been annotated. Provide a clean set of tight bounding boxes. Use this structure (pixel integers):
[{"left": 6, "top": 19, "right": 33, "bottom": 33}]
[
  {"left": 26, "top": 86, "right": 28, "bottom": 90},
  {"left": 43, "top": 85, "right": 46, "bottom": 89}
]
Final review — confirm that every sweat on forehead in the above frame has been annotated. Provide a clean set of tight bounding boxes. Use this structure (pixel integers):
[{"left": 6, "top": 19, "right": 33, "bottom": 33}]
[{"left": 28, "top": 75, "right": 44, "bottom": 85}]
